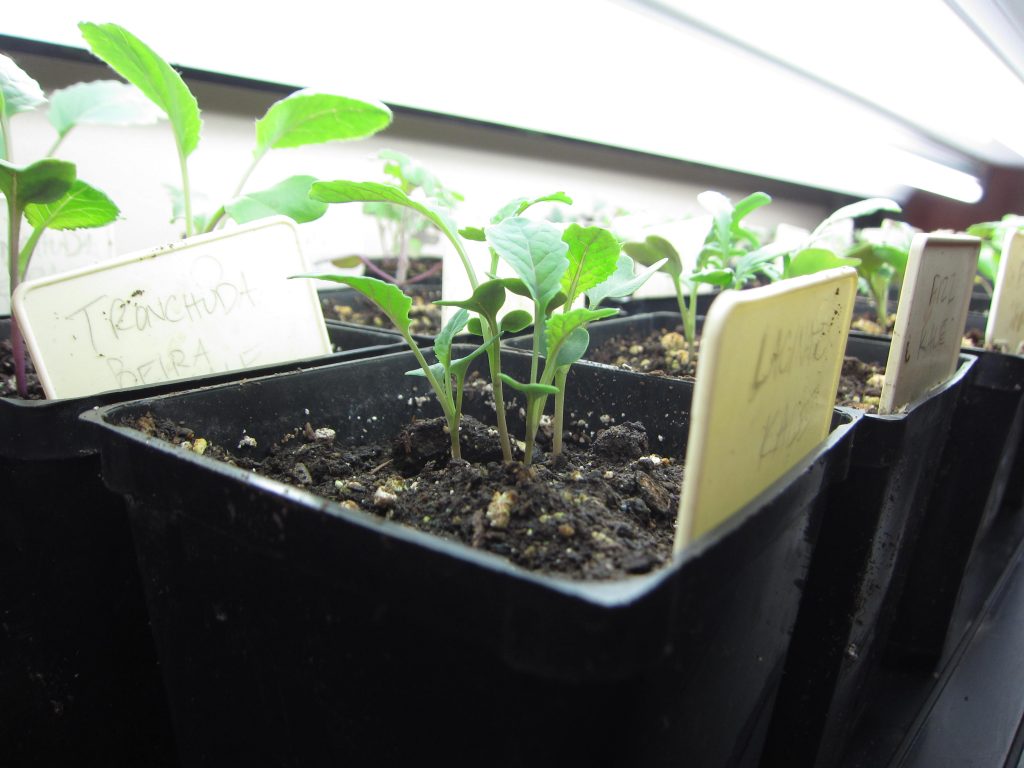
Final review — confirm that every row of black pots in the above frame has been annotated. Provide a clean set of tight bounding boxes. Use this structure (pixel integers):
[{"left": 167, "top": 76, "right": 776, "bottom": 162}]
[
  {"left": 80, "top": 345, "right": 859, "bottom": 767},
  {"left": 0, "top": 317, "right": 409, "bottom": 767}
]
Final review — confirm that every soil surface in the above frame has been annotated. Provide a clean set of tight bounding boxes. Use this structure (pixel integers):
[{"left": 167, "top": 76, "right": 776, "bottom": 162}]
[
  {"left": 1, "top": 339, "right": 44, "bottom": 400},
  {"left": 133, "top": 414, "right": 682, "bottom": 581},
  {"left": 587, "top": 323, "right": 885, "bottom": 412},
  {"left": 322, "top": 285, "right": 442, "bottom": 336}
]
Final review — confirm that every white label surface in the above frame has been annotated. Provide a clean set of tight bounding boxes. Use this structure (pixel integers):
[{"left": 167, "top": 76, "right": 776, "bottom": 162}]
[
  {"left": 985, "top": 230, "right": 1024, "bottom": 353},
  {"left": 880, "top": 233, "right": 979, "bottom": 414},
  {"left": 676, "top": 267, "right": 856, "bottom": 550},
  {"left": 13, "top": 217, "right": 331, "bottom": 399}
]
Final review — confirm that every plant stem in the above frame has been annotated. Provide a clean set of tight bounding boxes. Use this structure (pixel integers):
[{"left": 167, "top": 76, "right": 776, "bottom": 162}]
[
  {"left": 1, "top": 111, "right": 12, "bottom": 161},
  {"left": 178, "top": 149, "right": 194, "bottom": 238},
  {"left": 45, "top": 133, "right": 65, "bottom": 159},
  {"left": 406, "top": 335, "right": 461, "bottom": 460},
  {"left": 203, "top": 206, "right": 227, "bottom": 234},
  {"left": 673, "top": 274, "right": 696, "bottom": 345},
  {"left": 7, "top": 195, "right": 27, "bottom": 397},
  {"left": 405, "top": 260, "right": 443, "bottom": 285},
  {"left": 396, "top": 209, "right": 410, "bottom": 285},
  {"left": 552, "top": 365, "right": 569, "bottom": 455},
  {"left": 484, "top": 322, "right": 513, "bottom": 462}
]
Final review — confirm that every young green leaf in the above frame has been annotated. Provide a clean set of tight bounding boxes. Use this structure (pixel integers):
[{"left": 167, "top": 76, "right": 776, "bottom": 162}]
[
  {"left": 0, "top": 54, "right": 46, "bottom": 118},
  {"left": 224, "top": 175, "right": 328, "bottom": 225},
  {"left": 434, "top": 308, "right": 470, "bottom": 372},
  {"left": 459, "top": 226, "right": 486, "bottom": 241},
  {"left": 47, "top": 80, "right": 162, "bottom": 139},
  {"left": 491, "top": 192, "right": 573, "bottom": 224},
  {"left": 294, "top": 274, "right": 412, "bottom": 334},
  {"left": 20, "top": 179, "right": 119, "bottom": 277},
  {"left": 436, "top": 278, "right": 507, "bottom": 318},
  {"left": 499, "top": 310, "right": 532, "bottom": 334},
  {"left": 498, "top": 374, "right": 560, "bottom": 396},
  {"left": 784, "top": 248, "right": 861, "bottom": 279},
  {"left": 811, "top": 198, "right": 902, "bottom": 238},
  {"left": 585, "top": 254, "right": 668, "bottom": 308},
  {"left": 485, "top": 217, "right": 569, "bottom": 307},
  {"left": 690, "top": 267, "right": 734, "bottom": 286},
  {"left": 553, "top": 326, "right": 591, "bottom": 368},
  {"left": 0, "top": 158, "right": 76, "bottom": 205},
  {"left": 623, "top": 236, "right": 682, "bottom": 278},
  {"left": 253, "top": 90, "right": 392, "bottom": 159},
  {"left": 545, "top": 307, "right": 618, "bottom": 362},
  {"left": 560, "top": 224, "right": 620, "bottom": 306},
  {"left": 311, "top": 180, "right": 464, "bottom": 261},
  {"left": 79, "top": 22, "right": 202, "bottom": 160}
]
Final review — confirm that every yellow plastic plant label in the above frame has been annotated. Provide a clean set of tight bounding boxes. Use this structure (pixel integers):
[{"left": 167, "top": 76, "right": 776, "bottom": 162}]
[
  {"left": 675, "top": 266, "right": 857, "bottom": 550},
  {"left": 13, "top": 217, "right": 331, "bottom": 399},
  {"left": 985, "top": 230, "right": 1024, "bottom": 354},
  {"left": 879, "top": 233, "right": 980, "bottom": 414}
]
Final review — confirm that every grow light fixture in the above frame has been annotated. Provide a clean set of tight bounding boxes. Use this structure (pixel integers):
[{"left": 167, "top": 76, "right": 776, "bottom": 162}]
[{"left": 883, "top": 150, "right": 985, "bottom": 204}]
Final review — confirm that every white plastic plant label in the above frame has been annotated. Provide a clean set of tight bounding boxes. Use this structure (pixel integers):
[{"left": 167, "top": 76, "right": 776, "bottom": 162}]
[
  {"left": 879, "top": 233, "right": 980, "bottom": 414},
  {"left": 13, "top": 217, "right": 331, "bottom": 399},
  {"left": 676, "top": 266, "right": 857, "bottom": 550},
  {"left": 985, "top": 230, "right": 1024, "bottom": 354}
]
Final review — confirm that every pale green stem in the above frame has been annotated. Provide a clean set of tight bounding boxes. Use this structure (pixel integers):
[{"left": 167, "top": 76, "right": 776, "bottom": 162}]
[
  {"left": 1, "top": 111, "right": 12, "bottom": 161},
  {"left": 552, "top": 366, "right": 570, "bottom": 456},
  {"left": 45, "top": 132, "right": 66, "bottom": 158},
  {"left": 178, "top": 149, "right": 194, "bottom": 238},
  {"left": 405, "top": 333, "right": 461, "bottom": 459}
]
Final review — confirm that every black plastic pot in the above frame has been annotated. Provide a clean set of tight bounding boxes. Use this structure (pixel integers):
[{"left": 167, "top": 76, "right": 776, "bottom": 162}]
[
  {"left": 760, "top": 338, "right": 977, "bottom": 768},
  {"left": 318, "top": 281, "right": 442, "bottom": 337},
  {"left": 84, "top": 347, "right": 859, "bottom": 767},
  {"left": 0, "top": 318, "right": 407, "bottom": 767},
  {"left": 605, "top": 289, "right": 720, "bottom": 317},
  {"left": 884, "top": 342, "right": 1024, "bottom": 671}
]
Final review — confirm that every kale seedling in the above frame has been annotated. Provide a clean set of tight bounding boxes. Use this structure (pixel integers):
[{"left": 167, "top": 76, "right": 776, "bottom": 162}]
[
  {"left": 846, "top": 219, "right": 913, "bottom": 328},
  {"left": 331, "top": 150, "right": 462, "bottom": 286},
  {"left": 297, "top": 183, "right": 661, "bottom": 465},
  {"left": 79, "top": 22, "right": 393, "bottom": 238},
  {"left": 623, "top": 190, "right": 774, "bottom": 345},
  {"left": 1, "top": 53, "right": 132, "bottom": 397}
]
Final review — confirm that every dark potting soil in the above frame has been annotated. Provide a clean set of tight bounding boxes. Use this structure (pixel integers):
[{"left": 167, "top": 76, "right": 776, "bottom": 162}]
[
  {"left": 587, "top": 324, "right": 885, "bottom": 412},
  {"left": 322, "top": 288, "right": 442, "bottom": 336},
  {"left": 132, "top": 413, "right": 682, "bottom": 581},
  {"left": 0, "top": 338, "right": 44, "bottom": 400}
]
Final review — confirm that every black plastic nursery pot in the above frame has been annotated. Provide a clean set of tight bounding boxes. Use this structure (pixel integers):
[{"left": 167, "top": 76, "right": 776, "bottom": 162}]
[
  {"left": 510, "top": 311, "right": 979, "bottom": 768},
  {"left": 318, "top": 281, "right": 442, "bottom": 337},
  {"left": 885, "top": 341, "right": 1024, "bottom": 671},
  {"left": 0, "top": 318, "right": 407, "bottom": 767},
  {"left": 83, "top": 347, "right": 859, "bottom": 768},
  {"left": 760, "top": 339, "right": 977, "bottom": 768}
]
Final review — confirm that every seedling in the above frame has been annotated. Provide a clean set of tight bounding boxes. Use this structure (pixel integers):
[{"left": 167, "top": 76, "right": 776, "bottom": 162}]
[
  {"left": 1, "top": 53, "right": 132, "bottom": 396},
  {"left": 623, "top": 190, "right": 775, "bottom": 345},
  {"left": 298, "top": 183, "right": 661, "bottom": 465},
  {"left": 966, "top": 214, "right": 1024, "bottom": 295},
  {"left": 846, "top": 220, "right": 913, "bottom": 328},
  {"left": 79, "top": 22, "right": 393, "bottom": 238},
  {"left": 332, "top": 150, "right": 462, "bottom": 286}
]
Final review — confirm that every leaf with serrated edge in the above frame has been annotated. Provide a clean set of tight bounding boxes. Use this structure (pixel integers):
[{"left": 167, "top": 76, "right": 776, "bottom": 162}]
[
  {"left": 560, "top": 224, "right": 620, "bottom": 304},
  {"left": 79, "top": 22, "right": 201, "bottom": 158},
  {"left": 546, "top": 307, "right": 617, "bottom": 363},
  {"left": 48, "top": 80, "right": 162, "bottom": 138},
  {"left": 225, "top": 175, "right": 327, "bottom": 224},
  {"left": 485, "top": 217, "right": 568, "bottom": 307},
  {"left": 295, "top": 274, "right": 411, "bottom": 334},
  {"left": 586, "top": 255, "right": 668, "bottom": 308},
  {"left": 24, "top": 179, "right": 118, "bottom": 230},
  {"left": 254, "top": 91, "right": 391, "bottom": 158}
]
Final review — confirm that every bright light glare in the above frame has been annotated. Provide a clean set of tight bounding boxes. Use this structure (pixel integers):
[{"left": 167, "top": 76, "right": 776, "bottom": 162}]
[{"left": 882, "top": 150, "right": 985, "bottom": 203}]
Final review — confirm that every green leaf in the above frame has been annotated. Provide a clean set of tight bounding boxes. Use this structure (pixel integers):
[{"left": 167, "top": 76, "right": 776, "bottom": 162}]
[
  {"left": 485, "top": 217, "right": 569, "bottom": 307},
  {"left": 405, "top": 361, "right": 445, "bottom": 379},
  {"left": 732, "top": 191, "right": 772, "bottom": 223},
  {"left": 459, "top": 226, "right": 486, "bottom": 241},
  {"left": 224, "top": 175, "right": 328, "bottom": 225},
  {"left": 0, "top": 157, "right": 76, "bottom": 205},
  {"left": 545, "top": 307, "right": 618, "bottom": 363},
  {"left": 560, "top": 224, "right": 620, "bottom": 305},
  {"left": 254, "top": 90, "right": 392, "bottom": 160},
  {"left": 690, "top": 268, "right": 734, "bottom": 286},
  {"left": 586, "top": 254, "right": 667, "bottom": 308},
  {"left": 811, "top": 198, "right": 902, "bottom": 238},
  {"left": 847, "top": 242, "right": 907, "bottom": 279},
  {"left": 330, "top": 255, "right": 364, "bottom": 269},
  {"left": 498, "top": 373, "right": 559, "bottom": 396},
  {"left": 491, "top": 191, "right": 572, "bottom": 224},
  {"left": 784, "top": 248, "right": 861, "bottom": 279},
  {"left": 292, "top": 274, "right": 412, "bottom": 334},
  {"left": 0, "top": 53, "right": 46, "bottom": 118},
  {"left": 311, "top": 180, "right": 462, "bottom": 254},
  {"left": 554, "top": 326, "right": 590, "bottom": 368},
  {"left": 623, "top": 236, "right": 682, "bottom": 278},
  {"left": 466, "top": 317, "right": 483, "bottom": 336},
  {"left": 47, "top": 80, "right": 162, "bottom": 138},
  {"left": 434, "top": 308, "right": 469, "bottom": 371},
  {"left": 500, "top": 309, "right": 532, "bottom": 334},
  {"left": 79, "top": 22, "right": 202, "bottom": 158},
  {"left": 23, "top": 179, "right": 118, "bottom": 230},
  {"left": 435, "top": 278, "right": 507, "bottom": 318}
]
